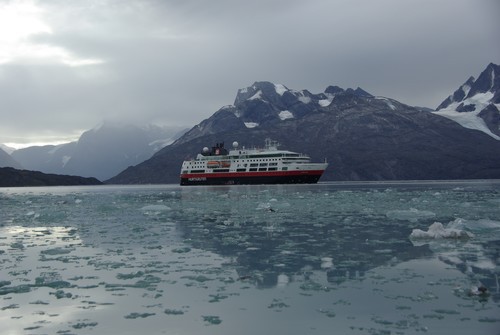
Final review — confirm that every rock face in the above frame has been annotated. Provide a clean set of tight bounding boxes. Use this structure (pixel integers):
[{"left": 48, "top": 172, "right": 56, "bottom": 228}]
[
  {"left": 0, "top": 167, "right": 102, "bottom": 187},
  {"left": 108, "top": 78, "right": 500, "bottom": 184},
  {"left": 435, "top": 63, "right": 500, "bottom": 139}
]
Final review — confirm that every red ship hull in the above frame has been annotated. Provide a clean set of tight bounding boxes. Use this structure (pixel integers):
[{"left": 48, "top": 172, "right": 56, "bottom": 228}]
[{"left": 180, "top": 170, "right": 325, "bottom": 186}]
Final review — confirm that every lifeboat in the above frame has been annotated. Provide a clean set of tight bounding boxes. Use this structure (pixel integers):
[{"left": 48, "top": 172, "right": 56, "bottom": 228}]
[{"left": 207, "top": 161, "right": 220, "bottom": 168}]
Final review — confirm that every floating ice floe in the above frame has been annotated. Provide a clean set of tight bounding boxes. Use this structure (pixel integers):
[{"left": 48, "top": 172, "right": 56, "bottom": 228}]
[
  {"left": 277, "top": 274, "right": 289, "bottom": 287},
  {"left": 320, "top": 257, "right": 333, "bottom": 269},
  {"left": 409, "top": 222, "right": 473, "bottom": 240},
  {"left": 140, "top": 204, "right": 171, "bottom": 211}
]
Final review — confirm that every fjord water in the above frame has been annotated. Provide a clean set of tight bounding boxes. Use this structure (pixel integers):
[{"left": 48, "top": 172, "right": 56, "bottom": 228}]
[{"left": 1, "top": 181, "right": 499, "bottom": 335}]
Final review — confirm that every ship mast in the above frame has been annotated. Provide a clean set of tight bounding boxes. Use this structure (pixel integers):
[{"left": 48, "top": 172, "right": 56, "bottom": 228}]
[{"left": 264, "top": 138, "right": 280, "bottom": 150}]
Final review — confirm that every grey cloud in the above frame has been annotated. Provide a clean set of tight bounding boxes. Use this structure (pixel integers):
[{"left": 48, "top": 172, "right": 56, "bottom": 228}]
[{"left": 1, "top": 0, "right": 499, "bottom": 146}]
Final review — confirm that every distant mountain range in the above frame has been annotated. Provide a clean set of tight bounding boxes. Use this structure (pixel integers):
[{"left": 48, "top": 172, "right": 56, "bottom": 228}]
[
  {"left": 4, "top": 123, "right": 186, "bottom": 181},
  {"left": 108, "top": 63, "right": 500, "bottom": 184},
  {"left": 3, "top": 63, "right": 499, "bottom": 185}
]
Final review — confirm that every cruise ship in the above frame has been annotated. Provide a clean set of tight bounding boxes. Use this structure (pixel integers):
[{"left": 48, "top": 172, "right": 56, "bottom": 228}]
[{"left": 180, "top": 139, "right": 328, "bottom": 186}]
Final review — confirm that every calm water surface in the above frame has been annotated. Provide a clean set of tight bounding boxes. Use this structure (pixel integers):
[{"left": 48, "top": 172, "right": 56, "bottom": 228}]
[{"left": 1, "top": 181, "right": 500, "bottom": 334}]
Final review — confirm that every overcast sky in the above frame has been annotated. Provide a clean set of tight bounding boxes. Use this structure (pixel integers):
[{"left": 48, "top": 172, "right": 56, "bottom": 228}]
[{"left": 1, "top": 0, "right": 499, "bottom": 148}]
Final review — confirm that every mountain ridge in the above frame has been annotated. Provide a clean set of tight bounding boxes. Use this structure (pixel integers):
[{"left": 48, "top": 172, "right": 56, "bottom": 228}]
[{"left": 108, "top": 67, "right": 500, "bottom": 184}]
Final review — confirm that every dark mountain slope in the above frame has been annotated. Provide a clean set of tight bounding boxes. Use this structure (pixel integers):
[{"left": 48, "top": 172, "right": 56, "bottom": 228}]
[{"left": 0, "top": 167, "right": 102, "bottom": 187}]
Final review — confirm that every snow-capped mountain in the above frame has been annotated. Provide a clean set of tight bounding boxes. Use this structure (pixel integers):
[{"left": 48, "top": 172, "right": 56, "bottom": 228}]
[
  {"left": 109, "top": 79, "right": 500, "bottom": 184},
  {"left": 434, "top": 63, "right": 500, "bottom": 139},
  {"left": 12, "top": 122, "right": 186, "bottom": 181},
  {"left": 176, "top": 81, "right": 375, "bottom": 144}
]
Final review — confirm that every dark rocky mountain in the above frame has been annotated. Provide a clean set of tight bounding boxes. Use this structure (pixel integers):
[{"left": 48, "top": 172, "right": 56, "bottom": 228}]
[
  {"left": 0, "top": 148, "right": 22, "bottom": 169},
  {"left": 0, "top": 167, "right": 102, "bottom": 187},
  {"left": 435, "top": 63, "right": 500, "bottom": 138},
  {"left": 108, "top": 78, "right": 500, "bottom": 184},
  {"left": 12, "top": 122, "right": 186, "bottom": 181}
]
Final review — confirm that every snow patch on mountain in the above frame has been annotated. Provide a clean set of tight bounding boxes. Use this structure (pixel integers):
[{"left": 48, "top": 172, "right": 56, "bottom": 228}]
[
  {"left": 434, "top": 109, "right": 500, "bottom": 140},
  {"left": 434, "top": 92, "right": 500, "bottom": 140},
  {"left": 48, "top": 144, "right": 67, "bottom": 155},
  {"left": 244, "top": 122, "right": 259, "bottom": 128},
  {"left": 298, "top": 95, "right": 311, "bottom": 104},
  {"left": 62, "top": 156, "right": 71, "bottom": 167},
  {"left": 274, "top": 84, "right": 287, "bottom": 96},
  {"left": 249, "top": 91, "right": 262, "bottom": 100},
  {"left": 319, "top": 98, "right": 332, "bottom": 107},
  {"left": 149, "top": 138, "right": 175, "bottom": 151},
  {"left": 376, "top": 97, "right": 397, "bottom": 111},
  {"left": 279, "top": 110, "right": 294, "bottom": 120},
  {"left": 461, "top": 84, "right": 472, "bottom": 98}
]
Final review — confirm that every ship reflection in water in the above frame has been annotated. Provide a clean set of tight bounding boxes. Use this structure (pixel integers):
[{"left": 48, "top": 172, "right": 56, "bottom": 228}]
[{"left": 0, "top": 181, "right": 499, "bottom": 334}]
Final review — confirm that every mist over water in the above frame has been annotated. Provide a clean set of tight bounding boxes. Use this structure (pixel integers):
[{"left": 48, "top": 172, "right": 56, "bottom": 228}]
[{"left": 1, "top": 181, "right": 499, "bottom": 334}]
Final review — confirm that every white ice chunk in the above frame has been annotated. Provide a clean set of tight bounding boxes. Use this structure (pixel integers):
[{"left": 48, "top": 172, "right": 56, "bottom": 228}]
[
  {"left": 277, "top": 274, "right": 289, "bottom": 287},
  {"left": 409, "top": 222, "right": 473, "bottom": 240},
  {"left": 320, "top": 257, "right": 333, "bottom": 269}
]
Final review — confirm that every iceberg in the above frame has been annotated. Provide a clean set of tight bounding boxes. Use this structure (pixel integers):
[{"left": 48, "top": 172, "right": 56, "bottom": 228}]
[{"left": 409, "top": 222, "right": 473, "bottom": 240}]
